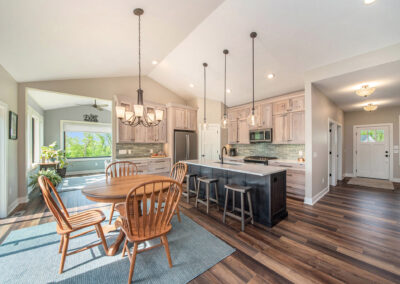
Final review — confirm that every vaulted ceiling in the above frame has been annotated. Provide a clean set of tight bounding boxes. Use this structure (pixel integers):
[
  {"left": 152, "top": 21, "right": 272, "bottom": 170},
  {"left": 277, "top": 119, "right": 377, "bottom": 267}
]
[{"left": 1, "top": 0, "right": 400, "bottom": 107}]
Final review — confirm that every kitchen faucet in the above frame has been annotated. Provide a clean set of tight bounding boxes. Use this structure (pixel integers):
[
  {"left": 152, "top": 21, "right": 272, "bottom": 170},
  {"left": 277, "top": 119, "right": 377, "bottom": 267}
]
[{"left": 220, "top": 146, "right": 228, "bottom": 164}]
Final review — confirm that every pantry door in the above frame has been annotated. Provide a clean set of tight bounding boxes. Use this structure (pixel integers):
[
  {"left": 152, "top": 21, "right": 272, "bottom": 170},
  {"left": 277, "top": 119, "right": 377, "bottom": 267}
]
[{"left": 355, "top": 125, "right": 390, "bottom": 179}]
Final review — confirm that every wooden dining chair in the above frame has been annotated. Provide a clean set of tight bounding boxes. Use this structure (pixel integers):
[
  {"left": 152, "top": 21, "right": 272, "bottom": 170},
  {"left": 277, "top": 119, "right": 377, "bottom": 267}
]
[
  {"left": 105, "top": 161, "right": 138, "bottom": 224},
  {"left": 120, "top": 179, "right": 183, "bottom": 283},
  {"left": 38, "top": 176, "right": 109, "bottom": 274},
  {"left": 169, "top": 162, "right": 188, "bottom": 222}
]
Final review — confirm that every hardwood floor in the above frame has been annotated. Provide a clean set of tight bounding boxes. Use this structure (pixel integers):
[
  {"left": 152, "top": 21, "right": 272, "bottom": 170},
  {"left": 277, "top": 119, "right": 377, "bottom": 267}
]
[{"left": 1, "top": 179, "right": 399, "bottom": 283}]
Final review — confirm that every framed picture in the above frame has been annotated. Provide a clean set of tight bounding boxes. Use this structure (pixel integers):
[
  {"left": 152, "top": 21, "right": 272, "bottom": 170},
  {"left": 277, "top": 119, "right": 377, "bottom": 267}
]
[{"left": 9, "top": 111, "right": 18, "bottom": 140}]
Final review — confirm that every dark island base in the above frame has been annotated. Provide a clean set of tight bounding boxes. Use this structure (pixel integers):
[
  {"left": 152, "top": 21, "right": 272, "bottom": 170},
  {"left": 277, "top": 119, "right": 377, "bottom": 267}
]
[{"left": 187, "top": 165, "right": 288, "bottom": 227}]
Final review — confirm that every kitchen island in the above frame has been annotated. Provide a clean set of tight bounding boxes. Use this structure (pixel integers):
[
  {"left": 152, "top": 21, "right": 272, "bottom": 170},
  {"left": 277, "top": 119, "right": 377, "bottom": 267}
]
[{"left": 185, "top": 160, "right": 288, "bottom": 227}]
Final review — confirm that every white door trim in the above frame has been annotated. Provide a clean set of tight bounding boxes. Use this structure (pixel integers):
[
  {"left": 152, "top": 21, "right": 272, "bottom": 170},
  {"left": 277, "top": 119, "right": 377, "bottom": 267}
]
[
  {"left": 0, "top": 101, "right": 9, "bottom": 218},
  {"left": 328, "top": 118, "right": 343, "bottom": 187},
  {"left": 353, "top": 123, "right": 393, "bottom": 180}
]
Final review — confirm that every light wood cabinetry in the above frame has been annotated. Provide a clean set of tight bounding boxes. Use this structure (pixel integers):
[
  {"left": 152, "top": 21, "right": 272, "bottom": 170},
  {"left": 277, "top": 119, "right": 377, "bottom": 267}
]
[
  {"left": 273, "top": 100, "right": 290, "bottom": 115},
  {"left": 288, "top": 111, "right": 305, "bottom": 144},
  {"left": 273, "top": 114, "right": 288, "bottom": 143},
  {"left": 170, "top": 107, "right": 197, "bottom": 131},
  {"left": 117, "top": 157, "right": 171, "bottom": 174},
  {"left": 238, "top": 119, "right": 250, "bottom": 144},
  {"left": 228, "top": 119, "right": 238, "bottom": 144},
  {"left": 290, "top": 96, "right": 305, "bottom": 112},
  {"left": 260, "top": 103, "right": 273, "bottom": 128}
]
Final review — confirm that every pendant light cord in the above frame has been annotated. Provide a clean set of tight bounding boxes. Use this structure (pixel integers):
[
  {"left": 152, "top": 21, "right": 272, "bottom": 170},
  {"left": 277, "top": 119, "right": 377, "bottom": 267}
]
[
  {"left": 138, "top": 13, "right": 142, "bottom": 90},
  {"left": 204, "top": 63, "right": 207, "bottom": 123},
  {"left": 252, "top": 35, "right": 255, "bottom": 113},
  {"left": 224, "top": 52, "right": 227, "bottom": 116}
]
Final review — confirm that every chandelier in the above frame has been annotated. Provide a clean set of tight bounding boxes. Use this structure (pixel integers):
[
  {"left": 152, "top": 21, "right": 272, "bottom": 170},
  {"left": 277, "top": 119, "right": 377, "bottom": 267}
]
[
  {"left": 356, "top": 84, "right": 375, "bottom": 97},
  {"left": 363, "top": 103, "right": 378, "bottom": 112},
  {"left": 115, "top": 8, "right": 164, "bottom": 127}
]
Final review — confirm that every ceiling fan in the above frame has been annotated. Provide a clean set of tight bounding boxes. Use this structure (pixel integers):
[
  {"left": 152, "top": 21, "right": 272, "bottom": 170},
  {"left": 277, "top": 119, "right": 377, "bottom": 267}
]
[{"left": 79, "top": 99, "right": 109, "bottom": 111}]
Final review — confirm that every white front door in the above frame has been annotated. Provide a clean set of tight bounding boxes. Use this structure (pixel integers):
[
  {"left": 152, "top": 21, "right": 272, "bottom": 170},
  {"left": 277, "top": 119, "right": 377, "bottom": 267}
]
[
  {"left": 356, "top": 126, "right": 390, "bottom": 179},
  {"left": 199, "top": 124, "right": 220, "bottom": 160}
]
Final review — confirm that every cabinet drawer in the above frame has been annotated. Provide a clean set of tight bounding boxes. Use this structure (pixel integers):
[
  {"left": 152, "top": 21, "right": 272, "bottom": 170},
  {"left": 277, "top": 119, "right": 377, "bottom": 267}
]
[{"left": 286, "top": 170, "right": 305, "bottom": 186}]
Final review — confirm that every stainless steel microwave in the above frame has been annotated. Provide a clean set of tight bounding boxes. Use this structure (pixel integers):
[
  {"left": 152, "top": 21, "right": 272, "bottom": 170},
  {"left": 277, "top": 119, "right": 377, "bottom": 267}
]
[{"left": 249, "top": 129, "right": 272, "bottom": 143}]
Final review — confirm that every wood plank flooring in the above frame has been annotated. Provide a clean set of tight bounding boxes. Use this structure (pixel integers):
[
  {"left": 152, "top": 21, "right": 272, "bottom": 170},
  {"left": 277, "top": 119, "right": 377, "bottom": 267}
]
[{"left": 1, "top": 178, "right": 399, "bottom": 283}]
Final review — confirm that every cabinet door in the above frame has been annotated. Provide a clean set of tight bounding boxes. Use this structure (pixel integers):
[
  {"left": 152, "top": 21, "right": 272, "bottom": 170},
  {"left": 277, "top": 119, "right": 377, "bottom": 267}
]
[
  {"left": 117, "top": 102, "right": 134, "bottom": 143},
  {"left": 289, "top": 111, "right": 305, "bottom": 144},
  {"left": 174, "top": 108, "right": 187, "bottom": 129},
  {"left": 146, "top": 126, "right": 156, "bottom": 142},
  {"left": 273, "top": 115, "right": 287, "bottom": 143},
  {"left": 249, "top": 105, "right": 262, "bottom": 130},
  {"left": 290, "top": 96, "right": 305, "bottom": 112},
  {"left": 228, "top": 119, "right": 238, "bottom": 144},
  {"left": 260, "top": 103, "right": 273, "bottom": 128},
  {"left": 238, "top": 119, "right": 250, "bottom": 144},
  {"left": 187, "top": 110, "right": 197, "bottom": 131},
  {"left": 134, "top": 125, "right": 147, "bottom": 143},
  {"left": 157, "top": 119, "right": 167, "bottom": 143},
  {"left": 237, "top": 107, "right": 250, "bottom": 119},
  {"left": 273, "top": 100, "right": 290, "bottom": 115}
]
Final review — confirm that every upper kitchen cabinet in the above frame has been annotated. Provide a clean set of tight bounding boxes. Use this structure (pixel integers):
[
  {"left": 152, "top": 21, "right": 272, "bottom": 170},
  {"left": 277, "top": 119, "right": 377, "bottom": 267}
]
[
  {"left": 167, "top": 104, "right": 197, "bottom": 131},
  {"left": 227, "top": 119, "right": 238, "bottom": 144},
  {"left": 289, "top": 95, "right": 305, "bottom": 112},
  {"left": 259, "top": 103, "right": 273, "bottom": 128},
  {"left": 272, "top": 99, "right": 290, "bottom": 116},
  {"left": 288, "top": 111, "right": 305, "bottom": 144},
  {"left": 238, "top": 119, "right": 250, "bottom": 144},
  {"left": 272, "top": 94, "right": 304, "bottom": 115}
]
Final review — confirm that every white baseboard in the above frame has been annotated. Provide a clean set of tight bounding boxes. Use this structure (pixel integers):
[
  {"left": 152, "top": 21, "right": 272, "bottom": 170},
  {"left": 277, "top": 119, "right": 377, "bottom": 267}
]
[
  {"left": 304, "top": 186, "right": 329, "bottom": 206},
  {"left": 344, "top": 173, "right": 355, "bottom": 177},
  {"left": 390, "top": 178, "right": 400, "bottom": 183},
  {"left": 7, "top": 196, "right": 29, "bottom": 215},
  {"left": 66, "top": 169, "right": 104, "bottom": 176}
]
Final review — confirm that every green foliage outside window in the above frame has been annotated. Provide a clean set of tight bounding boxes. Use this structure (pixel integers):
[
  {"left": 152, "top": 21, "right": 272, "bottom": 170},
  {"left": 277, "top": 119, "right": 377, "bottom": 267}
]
[{"left": 65, "top": 132, "right": 112, "bottom": 158}]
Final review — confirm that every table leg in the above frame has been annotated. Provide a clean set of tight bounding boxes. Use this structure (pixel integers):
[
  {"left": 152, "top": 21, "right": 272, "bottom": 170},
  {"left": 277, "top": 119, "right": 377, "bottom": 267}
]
[{"left": 103, "top": 216, "right": 126, "bottom": 256}]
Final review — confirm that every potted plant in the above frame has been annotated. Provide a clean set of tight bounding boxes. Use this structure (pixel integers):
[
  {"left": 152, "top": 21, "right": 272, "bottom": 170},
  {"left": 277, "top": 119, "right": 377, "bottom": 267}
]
[
  {"left": 57, "top": 151, "right": 69, "bottom": 178},
  {"left": 41, "top": 142, "right": 69, "bottom": 178},
  {"left": 29, "top": 169, "right": 62, "bottom": 190}
]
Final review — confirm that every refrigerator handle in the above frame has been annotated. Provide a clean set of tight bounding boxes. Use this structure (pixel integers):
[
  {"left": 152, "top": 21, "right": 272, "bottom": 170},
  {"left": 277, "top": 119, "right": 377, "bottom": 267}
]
[{"left": 186, "top": 134, "right": 189, "bottom": 160}]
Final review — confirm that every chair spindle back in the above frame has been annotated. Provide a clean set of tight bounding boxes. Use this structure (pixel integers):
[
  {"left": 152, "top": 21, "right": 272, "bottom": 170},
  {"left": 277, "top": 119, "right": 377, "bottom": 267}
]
[
  {"left": 170, "top": 162, "right": 188, "bottom": 184},
  {"left": 38, "top": 176, "right": 72, "bottom": 231},
  {"left": 125, "top": 180, "right": 182, "bottom": 238},
  {"left": 106, "top": 161, "right": 138, "bottom": 178}
]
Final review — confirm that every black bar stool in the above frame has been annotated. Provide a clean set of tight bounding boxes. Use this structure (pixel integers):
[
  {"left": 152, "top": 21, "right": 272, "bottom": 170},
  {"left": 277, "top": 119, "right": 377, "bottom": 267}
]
[
  {"left": 195, "top": 177, "right": 219, "bottom": 214},
  {"left": 223, "top": 184, "right": 254, "bottom": 231},
  {"left": 182, "top": 173, "right": 198, "bottom": 203}
]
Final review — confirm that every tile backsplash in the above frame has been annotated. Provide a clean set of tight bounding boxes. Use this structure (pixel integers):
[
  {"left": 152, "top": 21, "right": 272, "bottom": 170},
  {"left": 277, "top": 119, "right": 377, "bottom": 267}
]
[
  {"left": 116, "top": 143, "right": 164, "bottom": 159},
  {"left": 229, "top": 144, "right": 305, "bottom": 160}
]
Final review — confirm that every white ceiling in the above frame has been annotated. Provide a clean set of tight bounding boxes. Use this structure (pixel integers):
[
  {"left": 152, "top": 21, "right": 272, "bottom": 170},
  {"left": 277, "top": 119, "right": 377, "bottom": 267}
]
[
  {"left": 314, "top": 60, "right": 400, "bottom": 112},
  {"left": 149, "top": 0, "right": 400, "bottom": 106},
  {"left": 28, "top": 89, "right": 111, "bottom": 111},
  {"left": 0, "top": 0, "right": 223, "bottom": 82},
  {"left": 1, "top": 0, "right": 400, "bottom": 107}
]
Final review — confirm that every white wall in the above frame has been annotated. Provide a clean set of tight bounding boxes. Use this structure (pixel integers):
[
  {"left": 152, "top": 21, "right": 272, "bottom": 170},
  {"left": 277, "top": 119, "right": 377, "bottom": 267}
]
[{"left": 0, "top": 64, "right": 19, "bottom": 213}]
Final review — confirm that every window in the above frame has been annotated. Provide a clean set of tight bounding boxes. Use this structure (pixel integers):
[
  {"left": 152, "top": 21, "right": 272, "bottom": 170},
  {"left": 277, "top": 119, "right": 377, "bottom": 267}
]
[
  {"left": 360, "top": 129, "right": 384, "bottom": 143},
  {"left": 26, "top": 106, "right": 43, "bottom": 168},
  {"left": 62, "top": 121, "right": 112, "bottom": 159}
]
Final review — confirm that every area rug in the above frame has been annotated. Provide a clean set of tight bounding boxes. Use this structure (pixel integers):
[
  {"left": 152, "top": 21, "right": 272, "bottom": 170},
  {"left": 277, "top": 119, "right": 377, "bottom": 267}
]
[
  {"left": 348, "top": 177, "right": 394, "bottom": 190},
  {"left": 57, "top": 174, "right": 105, "bottom": 193},
  {"left": 0, "top": 213, "right": 234, "bottom": 284}
]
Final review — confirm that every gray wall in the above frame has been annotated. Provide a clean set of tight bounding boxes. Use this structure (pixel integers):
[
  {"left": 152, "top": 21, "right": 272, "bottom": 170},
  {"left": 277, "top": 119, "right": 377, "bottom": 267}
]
[
  {"left": 0, "top": 64, "right": 19, "bottom": 212},
  {"left": 44, "top": 105, "right": 111, "bottom": 174},
  {"left": 344, "top": 106, "right": 400, "bottom": 179}
]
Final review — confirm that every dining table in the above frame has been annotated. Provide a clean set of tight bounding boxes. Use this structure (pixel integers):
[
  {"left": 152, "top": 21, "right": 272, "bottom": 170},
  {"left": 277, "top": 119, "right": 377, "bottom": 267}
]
[{"left": 81, "top": 174, "right": 174, "bottom": 256}]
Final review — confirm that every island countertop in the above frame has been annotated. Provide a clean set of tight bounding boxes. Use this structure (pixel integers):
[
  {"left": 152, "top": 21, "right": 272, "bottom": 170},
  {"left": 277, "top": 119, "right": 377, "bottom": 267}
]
[{"left": 184, "top": 159, "right": 286, "bottom": 176}]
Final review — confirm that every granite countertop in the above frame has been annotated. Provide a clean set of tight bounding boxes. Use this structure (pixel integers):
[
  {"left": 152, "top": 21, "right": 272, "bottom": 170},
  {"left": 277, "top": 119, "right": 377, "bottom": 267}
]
[{"left": 184, "top": 159, "right": 286, "bottom": 176}]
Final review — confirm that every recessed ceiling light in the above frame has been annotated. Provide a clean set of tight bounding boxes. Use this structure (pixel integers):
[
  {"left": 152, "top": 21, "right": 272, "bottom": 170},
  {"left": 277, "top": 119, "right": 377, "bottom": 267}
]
[
  {"left": 267, "top": 73, "right": 275, "bottom": 79},
  {"left": 364, "top": 0, "right": 376, "bottom": 5},
  {"left": 152, "top": 60, "right": 158, "bottom": 65},
  {"left": 226, "top": 89, "right": 231, "bottom": 93},
  {"left": 356, "top": 84, "right": 375, "bottom": 97},
  {"left": 363, "top": 103, "right": 378, "bottom": 112},
  {"left": 189, "top": 83, "right": 194, "bottom": 88}
]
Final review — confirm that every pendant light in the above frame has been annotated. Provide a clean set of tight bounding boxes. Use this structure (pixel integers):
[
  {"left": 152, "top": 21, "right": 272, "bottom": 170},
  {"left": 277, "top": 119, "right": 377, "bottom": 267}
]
[
  {"left": 115, "top": 8, "right": 164, "bottom": 127},
  {"left": 221, "top": 49, "right": 229, "bottom": 129},
  {"left": 202, "top": 62, "right": 208, "bottom": 130},
  {"left": 247, "top": 32, "right": 258, "bottom": 127}
]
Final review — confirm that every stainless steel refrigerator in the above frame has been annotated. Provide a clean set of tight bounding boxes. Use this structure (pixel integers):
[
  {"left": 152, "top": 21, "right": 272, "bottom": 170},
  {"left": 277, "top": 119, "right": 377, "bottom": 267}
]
[{"left": 174, "top": 130, "right": 197, "bottom": 163}]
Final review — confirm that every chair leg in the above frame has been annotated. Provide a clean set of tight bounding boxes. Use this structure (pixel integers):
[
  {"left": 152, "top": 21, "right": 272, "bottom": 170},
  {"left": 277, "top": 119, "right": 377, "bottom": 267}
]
[
  {"left": 240, "top": 192, "right": 245, "bottom": 232},
  {"left": 127, "top": 242, "right": 139, "bottom": 284},
  {"left": 109, "top": 203, "right": 115, "bottom": 225},
  {"left": 58, "top": 235, "right": 64, "bottom": 253},
  {"left": 206, "top": 183, "right": 210, "bottom": 214},
  {"left": 223, "top": 188, "right": 229, "bottom": 224},
  {"left": 247, "top": 191, "right": 254, "bottom": 225},
  {"left": 59, "top": 234, "right": 69, "bottom": 274},
  {"left": 95, "top": 224, "right": 109, "bottom": 252},
  {"left": 121, "top": 239, "right": 128, "bottom": 258},
  {"left": 176, "top": 206, "right": 181, "bottom": 222},
  {"left": 214, "top": 183, "right": 219, "bottom": 210},
  {"left": 195, "top": 179, "right": 200, "bottom": 208},
  {"left": 186, "top": 176, "right": 190, "bottom": 203},
  {"left": 232, "top": 191, "right": 235, "bottom": 212},
  {"left": 161, "top": 235, "right": 172, "bottom": 268}
]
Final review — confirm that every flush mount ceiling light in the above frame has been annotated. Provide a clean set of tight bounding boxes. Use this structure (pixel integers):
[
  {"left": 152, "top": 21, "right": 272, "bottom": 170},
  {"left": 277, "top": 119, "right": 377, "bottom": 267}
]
[
  {"left": 221, "top": 49, "right": 229, "bottom": 129},
  {"left": 363, "top": 103, "right": 378, "bottom": 112},
  {"left": 189, "top": 83, "right": 194, "bottom": 88},
  {"left": 226, "top": 89, "right": 231, "bottom": 93},
  {"left": 115, "top": 8, "right": 163, "bottom": 127},
  {"left": 267, "top": 73, "right": 275, "bottom": 79},
  {"left": 356, "top": 84, "right": 376, "bottom": 97},
  {"left": 364, "top": 0, "right": 376, "bottom": 5},
  {"left": 152, "top": 60, "right": 158, "bottom": 65},
  {"left": 247, "top": 32, "right": 259, "bottom": 127}
]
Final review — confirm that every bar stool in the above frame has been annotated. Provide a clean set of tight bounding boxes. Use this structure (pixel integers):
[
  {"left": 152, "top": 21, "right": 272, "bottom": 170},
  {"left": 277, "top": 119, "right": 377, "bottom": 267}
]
[
  {"left": 223, "top": 184, "right": 254, "bottom": 231},
  {"left": 195, "top": 177, "right": 219, "bottom": 214},
  {"left": 182, "top": 173, "right": 198, "bottom": 203}
]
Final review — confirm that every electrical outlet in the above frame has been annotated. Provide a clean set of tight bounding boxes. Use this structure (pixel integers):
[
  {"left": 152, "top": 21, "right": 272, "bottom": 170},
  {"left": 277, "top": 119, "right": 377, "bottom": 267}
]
[{"left": 150, "top": 149, "right": 153, "bottom": 154}]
